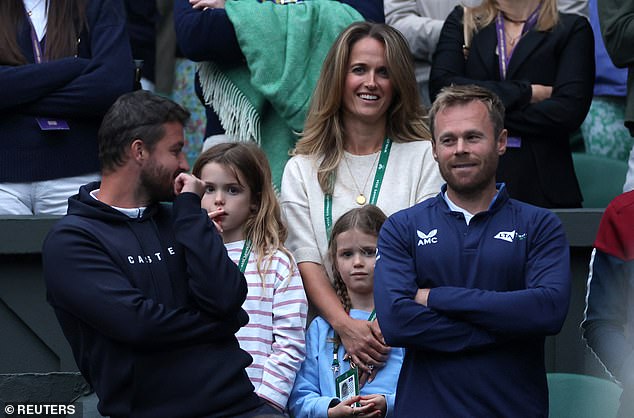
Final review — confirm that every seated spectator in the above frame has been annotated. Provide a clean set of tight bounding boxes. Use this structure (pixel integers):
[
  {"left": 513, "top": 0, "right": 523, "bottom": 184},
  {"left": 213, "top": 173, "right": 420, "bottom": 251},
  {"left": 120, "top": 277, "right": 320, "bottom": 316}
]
[
  {"left": 430, "top": 0, "right": 595, "bottom": 208},
  {"left": 0, "top": 0, "right": 133, "bottom": 215},
  {"left": 289, "top": 205, "right": 404, "bottom": 418},
  {"left": 582, "top": 190, "right": 634, "bottom": 417}
]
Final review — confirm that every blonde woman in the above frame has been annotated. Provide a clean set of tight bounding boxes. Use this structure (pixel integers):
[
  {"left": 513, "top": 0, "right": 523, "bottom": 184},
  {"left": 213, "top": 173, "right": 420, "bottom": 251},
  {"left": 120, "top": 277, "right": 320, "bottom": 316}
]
[
  {"left": 280, "top": 21, "right": 443, "bottom": 381},
  {"left": 430, "top": 0, "right": 595, "bottom": 208}
]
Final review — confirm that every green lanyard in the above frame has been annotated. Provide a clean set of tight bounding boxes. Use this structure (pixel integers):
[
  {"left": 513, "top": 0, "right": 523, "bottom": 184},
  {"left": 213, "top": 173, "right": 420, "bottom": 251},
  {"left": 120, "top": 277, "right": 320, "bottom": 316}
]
[
  {"left": 324, "top": 138, "right": 392, "bottom": 237},
  {"left": 237, "top": 239, "right": 253, "bottom": 273},
  {"left": 331, "top": 309, "right": 376, "bottom": 377}
]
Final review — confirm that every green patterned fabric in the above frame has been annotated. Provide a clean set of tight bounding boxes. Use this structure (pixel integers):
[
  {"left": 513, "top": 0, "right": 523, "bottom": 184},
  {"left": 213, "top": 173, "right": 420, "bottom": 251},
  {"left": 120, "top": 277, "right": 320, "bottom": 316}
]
[
  {"left": 198, "top": 0, "right": 363, "bottom": 188},
  {"left": 581, "top": 96, "right": 633, "bottom": 161}
]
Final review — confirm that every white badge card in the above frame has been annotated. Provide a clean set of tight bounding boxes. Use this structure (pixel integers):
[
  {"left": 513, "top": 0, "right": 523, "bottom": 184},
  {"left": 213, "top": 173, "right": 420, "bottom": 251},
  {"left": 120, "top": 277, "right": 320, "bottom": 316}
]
[{"left": 335, "top": 368, "right": 360, "bottom": 405}]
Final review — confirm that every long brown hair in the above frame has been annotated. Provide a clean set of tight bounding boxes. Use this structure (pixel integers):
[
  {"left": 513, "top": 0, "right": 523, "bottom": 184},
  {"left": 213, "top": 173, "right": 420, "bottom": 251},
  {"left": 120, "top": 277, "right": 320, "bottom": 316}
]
[
  {"left": 192, "top": 142, "right": 294, "bottom": 282},
  {"left": 294, "top": 22, "right": 431, "bottom": 195},
  {"left": 0, "top": 0, "right": 87, "bottom": 66}
]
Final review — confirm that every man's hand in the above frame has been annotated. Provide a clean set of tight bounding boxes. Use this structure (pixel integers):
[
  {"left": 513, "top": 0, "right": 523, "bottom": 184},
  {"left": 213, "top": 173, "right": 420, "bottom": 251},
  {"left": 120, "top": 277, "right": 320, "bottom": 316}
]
[
  {"left": 174, "top": 173, "right": 205, "bottom": 197},
  {"left": 190, "top": 0, "right": 226, "bottom": 10},
  {"left": 530, "top": 84, "right": 552, "bottom": 103},
  {"left": 337, "top": 317, "right": 389, "bottom": 376},
  {"left": 415, "top": 288, "right": 430, "bottom": 306}
]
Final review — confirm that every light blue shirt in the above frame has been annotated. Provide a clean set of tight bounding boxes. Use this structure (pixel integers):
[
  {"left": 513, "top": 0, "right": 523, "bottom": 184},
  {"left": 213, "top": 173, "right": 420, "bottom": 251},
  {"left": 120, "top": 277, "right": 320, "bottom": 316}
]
[{"left": 289, "top": 309, "right": 404, "bottom": 418}]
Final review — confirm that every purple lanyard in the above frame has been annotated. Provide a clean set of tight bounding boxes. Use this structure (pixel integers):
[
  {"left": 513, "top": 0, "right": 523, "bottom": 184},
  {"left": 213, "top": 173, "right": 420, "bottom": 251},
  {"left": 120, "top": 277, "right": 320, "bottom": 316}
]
[
  {"left": 26, "top": 14, "right": 45, "bottom": 64},
  {"left": 495, "top": 6, "right": 540, "bottom": 80}
]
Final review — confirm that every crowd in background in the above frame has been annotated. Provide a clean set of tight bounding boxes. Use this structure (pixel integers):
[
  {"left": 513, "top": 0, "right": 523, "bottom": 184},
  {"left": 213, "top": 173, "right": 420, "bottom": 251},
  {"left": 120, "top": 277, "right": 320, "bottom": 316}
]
[{"left": 4, "top": 0, "right": 634, "bottom": 417}]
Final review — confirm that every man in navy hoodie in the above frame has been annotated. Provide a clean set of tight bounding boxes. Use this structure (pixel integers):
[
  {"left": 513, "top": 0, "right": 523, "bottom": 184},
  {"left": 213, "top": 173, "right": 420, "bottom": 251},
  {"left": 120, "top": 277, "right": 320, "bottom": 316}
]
[
  {"left": 374, "top": 85, "right": 571, "bottom": 417},
  {"left": 43, "top": 90, "right": 281, "bottom": 418}
]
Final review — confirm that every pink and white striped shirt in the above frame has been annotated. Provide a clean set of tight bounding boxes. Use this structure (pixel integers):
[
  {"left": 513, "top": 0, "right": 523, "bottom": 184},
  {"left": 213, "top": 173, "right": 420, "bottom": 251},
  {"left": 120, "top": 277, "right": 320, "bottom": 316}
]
[{"left": 225, "top": 240, "right": 308, "bottom": 411}]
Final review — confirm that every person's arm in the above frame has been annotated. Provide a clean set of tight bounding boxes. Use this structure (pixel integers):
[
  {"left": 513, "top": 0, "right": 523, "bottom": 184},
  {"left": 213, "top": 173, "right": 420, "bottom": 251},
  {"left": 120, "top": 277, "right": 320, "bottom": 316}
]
[
  {"left": 374, "top": 215, "right": 504, "bottom": 352},
  {"left": 256, "top": 254, "right": 308, "bottom": 411},
  {"left": 583, "top": 195, "right": 634, "bottom": 386},
  {"left": 18, "top": 0, "right": 134, "bottom": 118},
  {"left": 597, "top": 0, "right": 634, "bottom": 68},
  {"left": 583, "top": 249, "right": 634, "bottom": 382},
  {"left": 172, "top": 193, "right": 248, "bottom": 317},
  {"left": 299, "top": 262, "right": 389, "bottom": 371},
  {"left": 385, "top": 0, "right": 447, "bottom": 62},
  {"left": 280, "top": 159, "right": 389, "bottom": 370},
  {"left": 0, "top": 59, "right": 88, "bottom": 111},
  {"left": 173, "top": 0, "right": 243, "bottom": 64},
  {"left": 43, "top": 224, "right": 246, "bottom": 350},
  {"left": 340, "top": 0, "right": 384, "bottom": 22},
  {"left": 422, "top": 212, "right": 571, "bottom": 336},
  {"left": 429, "top": 6, "right": 532, "bottom": 107},
  {"left": 503, "top": 16, "right": 595, "bottom": 138},
  {"left": 557, "top": 0, "right": 589, "bottom": 17},
  {"left": 288, "top": 319, "right": 339, "bottom": 418}
]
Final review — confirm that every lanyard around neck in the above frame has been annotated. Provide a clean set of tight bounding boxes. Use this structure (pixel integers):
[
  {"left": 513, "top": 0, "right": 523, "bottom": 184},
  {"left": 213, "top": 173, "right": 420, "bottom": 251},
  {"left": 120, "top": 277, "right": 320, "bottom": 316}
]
[
  {"left": 324, "top": 138, "right": 392, "bottom": 238},
  {"left": 26, "top": 14, "right": 45, "bottom": 64},
  {"left": 237, "top": 239, "right": 253, "bottom": 273},
  {"left": 495, "top": 5, "right": 540, "bottom": 80}
]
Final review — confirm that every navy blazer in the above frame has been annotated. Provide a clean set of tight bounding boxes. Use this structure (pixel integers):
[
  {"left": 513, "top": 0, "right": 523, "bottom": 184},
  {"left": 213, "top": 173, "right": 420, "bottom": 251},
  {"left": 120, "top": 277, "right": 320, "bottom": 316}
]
[{"left": 430, "top": 6, "right": 595, "bottom": 208}]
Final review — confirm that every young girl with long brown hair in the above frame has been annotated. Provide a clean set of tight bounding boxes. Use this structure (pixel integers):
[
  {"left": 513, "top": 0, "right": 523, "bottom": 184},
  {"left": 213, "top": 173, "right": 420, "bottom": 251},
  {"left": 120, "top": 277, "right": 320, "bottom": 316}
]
[{"left": 192, "top": 142, "right": 308, "bottom": 413}]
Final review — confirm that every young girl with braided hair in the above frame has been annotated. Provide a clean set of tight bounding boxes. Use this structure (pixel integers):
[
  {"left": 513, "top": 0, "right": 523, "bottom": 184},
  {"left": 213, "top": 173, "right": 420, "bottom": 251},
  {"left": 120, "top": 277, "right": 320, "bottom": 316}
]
[{"left": 289, "top": 205, "right": 404, "bottom": 418}]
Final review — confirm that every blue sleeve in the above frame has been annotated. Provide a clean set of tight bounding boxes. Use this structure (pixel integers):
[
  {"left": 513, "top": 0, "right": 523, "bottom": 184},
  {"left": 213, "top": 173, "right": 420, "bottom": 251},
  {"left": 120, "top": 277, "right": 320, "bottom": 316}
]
[
  {"left": 427, "top": 213, "right": 571, "bottom": 336},
  {"left": 172, "top": 192, "right": 248, "bottom": 317},
  {"left": 289, "top": 319, "right": 335, "bottom": 418},
  {"left": 583, "top": 249, "right": 634, "bottom": 384},
  {"left": 0, "top": 58, "right": 88, "bottom": 110},
  {"left": 374, "top": 215, "right": 503, "bottom": 353},
  {"left": 43, "top": 221, "right": 246, "bottom": 351},
  {"left": 340, "top": 0, "right": 385, "bottom": 22},
  {"left": 18, "top": 0, "right": 134, "bottom": 118},
  {"left": 429, "top": 6, "right": 531, "bottom": 107},
  {"left": 173, "top": 0, "right": 244, "bottom": 64}
]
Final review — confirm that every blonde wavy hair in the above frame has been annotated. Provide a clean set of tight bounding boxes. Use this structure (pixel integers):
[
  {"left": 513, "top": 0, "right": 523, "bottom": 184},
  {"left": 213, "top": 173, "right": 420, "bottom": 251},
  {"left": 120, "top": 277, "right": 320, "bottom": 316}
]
[
  {"left": 293, "top": 22, "right": 431, "bottom": 195},
  {"left": 463, "top": 0, "right": 559, "bottom": 49}
]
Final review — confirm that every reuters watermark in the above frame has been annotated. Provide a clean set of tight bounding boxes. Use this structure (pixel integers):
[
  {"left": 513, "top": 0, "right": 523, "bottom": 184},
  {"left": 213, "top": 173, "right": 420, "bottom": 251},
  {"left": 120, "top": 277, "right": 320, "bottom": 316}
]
[{"left": 3, "top": 403, "right": 82, "bottom": 417}]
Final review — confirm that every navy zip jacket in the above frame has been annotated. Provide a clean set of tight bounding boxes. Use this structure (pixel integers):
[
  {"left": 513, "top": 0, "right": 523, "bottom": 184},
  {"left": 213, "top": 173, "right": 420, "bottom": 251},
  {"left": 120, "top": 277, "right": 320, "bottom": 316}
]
[
  {"left": 374, "top": 185, "right": 571, "bottom": 417},
  {"left": 0, "top": 0, "right": 133, "bottom": 182},
  {"left": 43, "top": 182, "right": 261, "bottom": 418}
]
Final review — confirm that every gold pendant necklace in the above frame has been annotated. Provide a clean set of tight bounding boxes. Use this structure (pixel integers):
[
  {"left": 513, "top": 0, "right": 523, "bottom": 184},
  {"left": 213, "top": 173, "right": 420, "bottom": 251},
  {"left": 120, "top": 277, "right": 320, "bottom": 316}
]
[{"left": 344, "top": 151, "right": 380, "bottom": 206}]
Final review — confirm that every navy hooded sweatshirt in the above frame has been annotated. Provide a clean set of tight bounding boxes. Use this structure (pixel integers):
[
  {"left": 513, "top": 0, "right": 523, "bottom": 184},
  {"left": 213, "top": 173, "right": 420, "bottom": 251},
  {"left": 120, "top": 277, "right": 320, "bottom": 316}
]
[{"left": 43, "top": 182, "right": 262, "bottom": 418}]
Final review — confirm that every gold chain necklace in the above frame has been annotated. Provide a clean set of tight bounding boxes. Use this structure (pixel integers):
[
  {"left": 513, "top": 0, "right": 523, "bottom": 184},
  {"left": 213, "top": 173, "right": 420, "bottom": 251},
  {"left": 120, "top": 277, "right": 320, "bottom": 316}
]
[
  {"left": 26, "top": 0, "right": 44, "bottom": 17},
  {"left": 343, "top": 152, "right": 380, "bottom": 205}
]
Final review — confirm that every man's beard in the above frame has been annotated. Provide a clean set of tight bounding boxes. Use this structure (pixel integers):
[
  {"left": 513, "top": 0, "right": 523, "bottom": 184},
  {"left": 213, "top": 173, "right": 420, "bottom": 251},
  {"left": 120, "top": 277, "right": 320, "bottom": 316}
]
[{"left": 139, "top": 160, "right": 179, "bottom": 203}]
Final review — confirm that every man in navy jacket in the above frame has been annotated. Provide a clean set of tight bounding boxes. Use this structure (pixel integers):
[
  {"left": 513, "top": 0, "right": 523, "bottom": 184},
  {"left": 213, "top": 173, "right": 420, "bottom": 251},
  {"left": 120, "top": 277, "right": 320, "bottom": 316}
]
[
  {"left": 374, "top": 85, "right": 571, "bottom": 417},
  {"left": 43, "top": 91, "right": 281, "bottom": 418}
]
